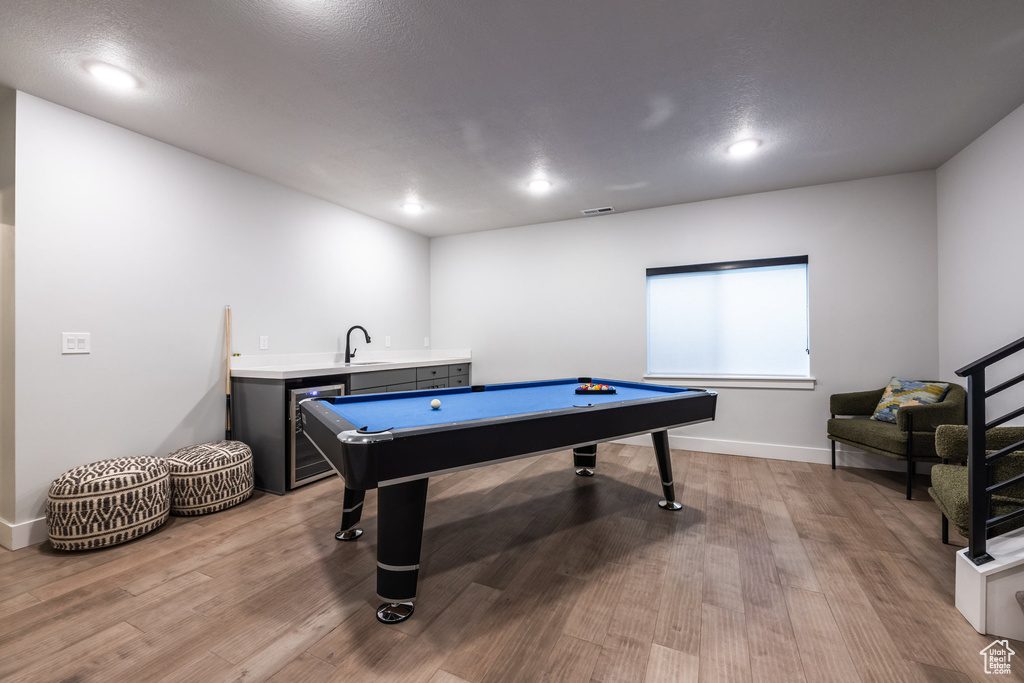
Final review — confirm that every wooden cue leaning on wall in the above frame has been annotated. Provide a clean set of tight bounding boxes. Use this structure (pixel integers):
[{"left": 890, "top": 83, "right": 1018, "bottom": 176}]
[{"left": 225, "top": 304, "right": 232, "bottom": 440}]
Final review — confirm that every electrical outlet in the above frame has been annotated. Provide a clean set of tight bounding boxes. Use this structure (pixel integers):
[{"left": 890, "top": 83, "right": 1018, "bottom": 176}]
[
  {"left": 424, "top": 336, "right": 430, "bottom": 347},
  {"left": 385, "top": 335, "right": 392, "bottom": 347},
  {"left": 259, "top": 335, "right": 269, "bottom": 350},
  {"left": 61, "top": 332, "right": 91, "bottom": 354}
]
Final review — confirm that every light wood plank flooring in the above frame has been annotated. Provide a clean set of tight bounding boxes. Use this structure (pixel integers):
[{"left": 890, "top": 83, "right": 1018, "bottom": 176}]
[{"left": 1, "top": 445, "right": 1020, "bottom": 682}]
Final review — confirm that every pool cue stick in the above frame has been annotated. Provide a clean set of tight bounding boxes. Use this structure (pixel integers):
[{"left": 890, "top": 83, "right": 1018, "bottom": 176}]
[{"left": 225, "top": 305, "right": 232, "bottom": 440}]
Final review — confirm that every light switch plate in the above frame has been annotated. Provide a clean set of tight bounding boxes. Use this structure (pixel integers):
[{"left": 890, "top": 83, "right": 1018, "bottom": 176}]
[{"left": 61, "top": 333, "right": 91, "bottom": 354}]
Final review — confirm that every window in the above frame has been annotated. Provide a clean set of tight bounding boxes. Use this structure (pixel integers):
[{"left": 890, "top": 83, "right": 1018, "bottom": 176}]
[{"left": 646, "top": 256, "right": 810, "bottom": 383}]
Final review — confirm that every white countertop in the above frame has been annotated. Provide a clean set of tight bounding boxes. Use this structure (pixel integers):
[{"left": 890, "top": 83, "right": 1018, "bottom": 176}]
[{"left": 230, "top": 349, "right": 472, "bottom": 380}]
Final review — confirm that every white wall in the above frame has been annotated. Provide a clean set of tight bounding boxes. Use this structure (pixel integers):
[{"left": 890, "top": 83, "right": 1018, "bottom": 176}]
[
  {"left": 431, "top": 172, "right": 940, "bottom": 461},
  {"left": 937, "top": 101, "right": 1024, "bottom": 417},
  {"left": 7, "top": 93, "right": 430, "bottom": 542}
]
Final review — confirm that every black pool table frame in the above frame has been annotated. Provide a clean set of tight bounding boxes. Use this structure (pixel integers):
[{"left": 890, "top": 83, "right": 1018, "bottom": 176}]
[{"left": 299, "top": 377, "right": 717, "bottom": 623}]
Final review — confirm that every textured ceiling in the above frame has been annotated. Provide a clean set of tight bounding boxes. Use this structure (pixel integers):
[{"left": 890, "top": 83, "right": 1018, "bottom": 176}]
[{"left": 2, "top": 1, "right": 1024, "bottom": 237}]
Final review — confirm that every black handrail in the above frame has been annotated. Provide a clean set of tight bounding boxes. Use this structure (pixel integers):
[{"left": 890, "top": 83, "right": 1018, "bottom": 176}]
[
  {"left": 987, "top": 439, "right": 1024, "bottom": 463},
  {"left": 989, "top": 471, "right": 1024, "bottom": 495},
  {"left": 957, "top": 335, "right": 1024, "bottom": 375},
  {"left": 988, "top": 405, "right": 1024, "bottom": 431},
  {"left": 987, "top": 371, "right": 1024, "bottom": 398},
  {"left": 955, "top": 334, "right": 1024, "bottom": 565}
]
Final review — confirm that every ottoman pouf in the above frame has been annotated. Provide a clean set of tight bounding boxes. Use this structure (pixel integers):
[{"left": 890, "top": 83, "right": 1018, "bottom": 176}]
[
  {"left": 46, "top": 456, "right": 170, "bottom": 550},
  {"left": 166, "top": 440, "right": 253, "bottom": 516}
]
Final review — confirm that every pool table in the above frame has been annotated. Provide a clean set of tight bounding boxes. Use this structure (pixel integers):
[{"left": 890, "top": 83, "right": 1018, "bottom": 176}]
[{"left": 299, "top": 377, "right": 717, "bottom": 623}]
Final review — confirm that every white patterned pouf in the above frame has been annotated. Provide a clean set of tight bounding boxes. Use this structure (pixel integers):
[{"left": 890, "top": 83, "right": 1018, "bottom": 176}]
[
  {"left": 46, "top": 456, "right": 170, "bottom": 550},
  {"left": 165, "top": 440, "right": 253, "bottom": 516}
]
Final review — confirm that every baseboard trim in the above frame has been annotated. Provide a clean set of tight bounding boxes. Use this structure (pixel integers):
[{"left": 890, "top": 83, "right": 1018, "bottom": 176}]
[
  {"left": 0, "top": 515, "right": 48, "bottom": 551},
  {"left": 614, "top": 434, "right": 927, "bottom": 473}
]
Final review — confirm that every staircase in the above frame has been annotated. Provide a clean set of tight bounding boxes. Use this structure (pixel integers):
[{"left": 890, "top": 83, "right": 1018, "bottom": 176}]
[{"left": 953, "top": 335, "right": 1024, "bottom": 640}]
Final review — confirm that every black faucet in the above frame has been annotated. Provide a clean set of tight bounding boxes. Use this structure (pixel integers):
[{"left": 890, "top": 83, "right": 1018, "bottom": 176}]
[{"left": 344, "top": 325, "right": 371, "bottom": 363}]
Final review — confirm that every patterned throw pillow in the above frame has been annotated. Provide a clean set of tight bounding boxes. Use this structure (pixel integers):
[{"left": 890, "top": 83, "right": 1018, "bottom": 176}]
[{"left": 870, "top": 377, "right": 950, "bottom": 424}]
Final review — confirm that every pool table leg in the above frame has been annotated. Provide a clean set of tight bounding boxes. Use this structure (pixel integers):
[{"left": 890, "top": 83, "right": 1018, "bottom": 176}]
[
  {"left": 375, "top": 478, "right": 429, "bottom": 624},
  {"left": 335, "top": 486, "right": 366, "bottom": 541},
  {"left": 651, "top": 430, "right": 682, "bottom": 511},
  {"left": 573, "top": 444, "right": 597, "bottom": 476}
]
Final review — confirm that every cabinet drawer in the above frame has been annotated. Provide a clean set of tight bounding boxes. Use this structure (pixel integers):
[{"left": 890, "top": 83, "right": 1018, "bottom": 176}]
[
  {"left": 386, "top": 382, "right": 418, "bottom": 392},
  {"left": 416, "top": 365, "right": 449, "bottom": 381},
  {"left": 417, "top": 379, "right": 448, "bottom": 390},
  {"left": 450, "top": 374, "right": 470, "bottom": 388},
  {"left": 449, "top": 363, "right": 469, "bottom": 377},
  {"left": 349, "top": 368, "right": 416, "bottom": 391}
]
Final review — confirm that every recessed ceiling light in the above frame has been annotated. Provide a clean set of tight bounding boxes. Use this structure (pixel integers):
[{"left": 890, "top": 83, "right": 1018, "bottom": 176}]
[
  {"left": 528, "top": 179, "right": 552, "bottom": 192},
  {"left": 403, "top": 202, "right": 424, "bottom": 214},
  {"left": 84, "top": 62, "right": 140, "bottom": 90},
  {"left": 727, "top": 138, "right": 761, "bottom": 157}
]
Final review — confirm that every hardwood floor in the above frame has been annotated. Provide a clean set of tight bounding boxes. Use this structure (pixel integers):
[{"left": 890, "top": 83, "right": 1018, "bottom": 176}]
[{"left": 1, "top": 445, "right": 1020, "bottom": 682}]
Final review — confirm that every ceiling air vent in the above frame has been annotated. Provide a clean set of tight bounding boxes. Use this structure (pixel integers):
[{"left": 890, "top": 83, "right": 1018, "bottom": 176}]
[{"left": 581, "top": 206, "right": 615, "bottom": 216}]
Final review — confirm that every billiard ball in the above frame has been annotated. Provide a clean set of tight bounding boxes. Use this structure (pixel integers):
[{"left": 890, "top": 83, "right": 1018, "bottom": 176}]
[{"left": 430, "top": 399, "right": 441, "bottom": 410}]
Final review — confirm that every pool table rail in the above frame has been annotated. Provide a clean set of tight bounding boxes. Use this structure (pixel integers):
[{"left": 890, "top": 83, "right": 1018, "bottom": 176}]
[{"left": 300, "top": 379, "right": 717, "bottom": 489}]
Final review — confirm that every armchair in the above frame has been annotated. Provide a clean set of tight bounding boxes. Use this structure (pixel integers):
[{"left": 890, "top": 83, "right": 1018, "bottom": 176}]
[
  {"left": 929, "top": 425, "right": 1024, "bottom": 544},
  {"left": 827, "top": 383, "right": 966, "bottom": 499}
]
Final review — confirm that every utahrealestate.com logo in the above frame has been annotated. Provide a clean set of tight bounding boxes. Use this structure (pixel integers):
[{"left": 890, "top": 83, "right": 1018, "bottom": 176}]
[{"left": 980, "top": 640, "right": 1015, "bottom": 675}]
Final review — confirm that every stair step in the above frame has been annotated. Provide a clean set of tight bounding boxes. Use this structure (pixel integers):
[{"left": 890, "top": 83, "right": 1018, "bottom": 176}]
[{"left": 956, "top": 526, "right": 1024, "bottom": 640}]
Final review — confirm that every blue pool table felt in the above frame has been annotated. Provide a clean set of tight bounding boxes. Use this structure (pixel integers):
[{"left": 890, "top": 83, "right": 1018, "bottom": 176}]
[{"left": 319, "top": 380, "right": 691, "bottom": 432}]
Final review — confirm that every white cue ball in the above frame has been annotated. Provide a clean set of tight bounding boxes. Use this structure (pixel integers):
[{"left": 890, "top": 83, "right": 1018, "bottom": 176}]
[{"left": 430, "top": 399, "right": 441, "bottom": 410}]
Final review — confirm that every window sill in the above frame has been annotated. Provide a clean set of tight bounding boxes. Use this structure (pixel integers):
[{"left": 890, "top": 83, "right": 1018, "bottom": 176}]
[{"left": 643, "top": 374, "right": 817, "bottom": 390}]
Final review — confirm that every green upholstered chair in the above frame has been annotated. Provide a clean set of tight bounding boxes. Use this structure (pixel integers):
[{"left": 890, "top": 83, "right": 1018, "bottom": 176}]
[
  {"left": 929, "top": 424, "right": 1024, "bottom": 544},
  {"left": 827, "top": 383, "right": 966, "bottom": 499}
]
